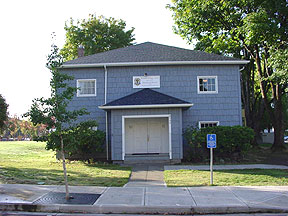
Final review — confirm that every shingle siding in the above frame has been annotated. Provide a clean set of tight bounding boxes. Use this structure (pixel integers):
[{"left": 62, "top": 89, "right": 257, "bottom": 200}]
[
  {"left": 103, "top": 64, "right": 241, "bottom": 128},
  {"left": 62, "top": 67, "right": 106, "bottom": 130},
  {"left": 61, "top": 63, "right": 242, "bottom": 160}
]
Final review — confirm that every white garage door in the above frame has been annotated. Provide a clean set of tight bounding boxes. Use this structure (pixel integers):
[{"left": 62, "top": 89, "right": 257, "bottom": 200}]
[{"left": 125, "top": 118, "right": 169, "bottom": 154}]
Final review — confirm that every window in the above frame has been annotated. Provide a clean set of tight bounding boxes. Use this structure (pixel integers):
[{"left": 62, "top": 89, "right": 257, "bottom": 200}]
[
  {"left": 197, "top": 76, "right": 218, "bottom": 94},
  {"left": 199, "top": 121, "right": 219, "bottom": 129},
  {"left": 77, "top": 79, "right": 96, "bottom": 97}
]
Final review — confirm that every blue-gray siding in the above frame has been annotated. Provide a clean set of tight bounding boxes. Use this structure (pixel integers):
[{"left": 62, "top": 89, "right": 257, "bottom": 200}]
[
  {"left": 62, "top": 64, "right": 242, "bottom": 129},
  {"left": 61, "top": 64, "right": 242, "bottom": 160}
]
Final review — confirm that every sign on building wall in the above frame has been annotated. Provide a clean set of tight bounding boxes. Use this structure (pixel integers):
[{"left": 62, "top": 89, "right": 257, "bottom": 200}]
[{"left": 133, "top": 76, "right": 160, "bottom": 88}]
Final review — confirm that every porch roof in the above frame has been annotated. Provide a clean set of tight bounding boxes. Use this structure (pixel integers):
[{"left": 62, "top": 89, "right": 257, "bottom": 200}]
[{"left": 99, "top": 89, "right": 193, "bottom": 110}]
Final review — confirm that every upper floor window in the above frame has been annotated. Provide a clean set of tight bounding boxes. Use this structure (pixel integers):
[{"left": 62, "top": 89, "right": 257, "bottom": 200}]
[
  {"left": 77, "top": 79, "right": 96, "bottom": 97},
  {"left": 197, "top": 76, "right": 218, "bottom": 94},
  {"left": 199, "top": 121, "right": 219, "bottom": 129}
]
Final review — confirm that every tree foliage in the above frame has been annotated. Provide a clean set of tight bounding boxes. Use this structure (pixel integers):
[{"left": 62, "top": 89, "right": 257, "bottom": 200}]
[
  {"left": 60, "top": 14, "right": 135, "bottom": 61},
  {"left": 0, "top": 94, "right": 8, "bottom": 133},
  {"left": 268, "top": 46, "right": 288, "bottom": 91},
  {"left": 25, "top": 45, "right": 88, "bottom": 130},
  {"left": 1, "top": 116, "right": 47, "bottom": 140},
  {"left": 169, "top": 0, "right": 288, "bottom": 150}
]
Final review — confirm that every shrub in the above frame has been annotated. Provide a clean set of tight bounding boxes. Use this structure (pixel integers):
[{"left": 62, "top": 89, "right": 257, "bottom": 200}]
[
  {"left": 68, "top": 121, "right": 106, "bottom": 159},
  {"left": 37, "top": 120, "right": 105, "bottom": 161},
  {"left": 184, "top": 125, "right": 254, "bottom": 162}
]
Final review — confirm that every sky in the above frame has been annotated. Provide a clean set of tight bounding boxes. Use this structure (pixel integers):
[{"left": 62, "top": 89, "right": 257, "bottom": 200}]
[{"left": 0, "top": 0, "right": 194, "bottom": 118}]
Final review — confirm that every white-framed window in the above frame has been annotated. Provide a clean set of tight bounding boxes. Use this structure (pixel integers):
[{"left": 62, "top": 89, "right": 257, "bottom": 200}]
[
  {"left": 199, "top": 121, "right": 219, "bottom": 129},
  {"left": 197, "top": 76, "right": 218, "bottom": 94},
  {"left": 77, "top": 79, "right": 96, "bottom": 97}
]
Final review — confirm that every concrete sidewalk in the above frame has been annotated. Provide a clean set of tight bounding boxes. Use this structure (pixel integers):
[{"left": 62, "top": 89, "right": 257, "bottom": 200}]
[
  {"left": 124, "top": 164, "right": 165, "bottom": 187},
  {"left": 0, "top": 184, "right": 288, "bottom": 214}
]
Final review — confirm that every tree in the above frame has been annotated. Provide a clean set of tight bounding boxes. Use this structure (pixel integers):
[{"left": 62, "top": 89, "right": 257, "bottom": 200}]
[
  {"left": 20, "top": 120, "right": 41, "bottom": 140},
  {"left": 169, "top": 0, "right": 288, "bottom": 150},
  {"left": 7, "top": 115, "right": 21, "bottom": 139},
  {"left": 0, "top": 94, "right": 8, "bottom": 134},
  {"left": 24, "top": 43, "right": 88, "bottom": 200},
  {"left": 60, "top": 14, "right": 135, "bottom": 61}
]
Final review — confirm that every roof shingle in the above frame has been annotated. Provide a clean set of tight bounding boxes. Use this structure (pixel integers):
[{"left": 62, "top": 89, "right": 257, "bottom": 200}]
[
  {"left": 64, "top": 42, "right": 241, "bottom": 65},
  {"left": 101, "top": 88, "right": 191, "bottom": 107}
]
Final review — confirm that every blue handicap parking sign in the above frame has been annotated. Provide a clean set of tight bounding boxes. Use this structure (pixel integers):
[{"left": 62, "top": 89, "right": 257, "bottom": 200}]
[{"left": 207, "top": 134, "right": 216, "bottom": 148}]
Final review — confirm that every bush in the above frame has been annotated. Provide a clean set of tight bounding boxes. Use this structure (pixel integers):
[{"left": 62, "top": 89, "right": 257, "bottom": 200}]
[
  {"left": 68, "top": 121, "right": 106, "bottom": 159},
  {"left": 36, "top": 120, "right": 106, "bottom": 161},
  {"left": 184, "top": 125, "right": 254, "bottom": 162}
]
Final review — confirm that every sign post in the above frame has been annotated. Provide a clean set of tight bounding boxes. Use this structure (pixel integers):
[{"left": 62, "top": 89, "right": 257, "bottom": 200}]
[{"left": 207, "top": 134, "right": 216, "bottom": 185}]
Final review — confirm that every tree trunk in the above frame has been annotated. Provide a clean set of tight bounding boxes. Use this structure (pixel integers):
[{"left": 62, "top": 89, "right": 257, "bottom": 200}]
[
  {"left": 252, "top": 121, "right": 263, "bottom": 146},
  {"left": 271, "top": 99, "right": 286, "bottom": 151},
  {"left": 253, "top": 47, "right": 286, "bottom": 151},
  {"left": 60, "top": 134, "right": 70, "bottom": 200},
  {"left": 240, "top": 65, "right": 265, "bottom": 147}
]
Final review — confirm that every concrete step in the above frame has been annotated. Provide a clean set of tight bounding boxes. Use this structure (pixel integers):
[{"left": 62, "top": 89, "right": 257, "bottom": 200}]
[
  {"left": 123, "top": 153, "right": 180, "bottom": 164},
  {"left": 124, "top": 160, "right": 171, "bottom": 165}
]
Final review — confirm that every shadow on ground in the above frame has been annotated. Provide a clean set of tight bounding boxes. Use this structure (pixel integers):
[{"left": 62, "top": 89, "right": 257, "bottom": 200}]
[{"left": 0, "top": 166, "right": 130, "bottom": 187}]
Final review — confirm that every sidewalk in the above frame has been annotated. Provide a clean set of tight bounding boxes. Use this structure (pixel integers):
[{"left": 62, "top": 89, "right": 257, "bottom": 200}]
[
  {"left": 124, "top": 164, "right": 165, "bottom": 187},
  {"left": 1, "top": 184, "right": 288, "bottom": 214}
]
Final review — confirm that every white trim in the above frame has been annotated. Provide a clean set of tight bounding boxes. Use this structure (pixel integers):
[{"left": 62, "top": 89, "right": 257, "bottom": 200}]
[
  {"left": 62, "top": 60, "right": 250, "bottom": 68},
  {"left": 168, "top": 116, "right": 172, "bottom": 159},
  {"left": 99, "top": 103, "right": 193, "bottom": 110},
  {"left": 76, "top": 79, "right": 97, "bottom": 97},
  {"left": 122, "top": 114, "right": 172, "bottom": 160},
  {"left": 105, "top": 112, "right": 109, "bottom": 160},
  {"left": 122, "top": 116, "right": 125, "bottom": 160},
  {"left": 199, "top": 121, "right": 220, "bottom": 129},
  {"left": 197, "top": 76, "right": 218, "bottom": 94}
]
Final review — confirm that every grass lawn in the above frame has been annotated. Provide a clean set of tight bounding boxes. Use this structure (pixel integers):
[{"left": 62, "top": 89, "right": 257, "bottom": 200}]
[
  {"left": 165, "top": 169, "right": 288, "bottom": 187},
  {"left": 0, "top": 141, "right": 131, "bottom": 186}
]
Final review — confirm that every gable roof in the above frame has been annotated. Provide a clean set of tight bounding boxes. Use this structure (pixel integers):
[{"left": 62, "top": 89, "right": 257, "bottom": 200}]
[
  {"left": 99, "top": 88, "right": 193, "bottom": 110},
  {"left": 62, "top": 42, "right": 248, "bottom": 68}
]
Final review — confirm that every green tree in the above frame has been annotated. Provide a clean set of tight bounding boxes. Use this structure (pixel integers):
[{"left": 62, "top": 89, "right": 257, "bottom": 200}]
[
  {"left": 0, "top": 94, "right": 8, "bottom": 134},
  {"left": 60, "top": 14, "right": 135, "bottom": 61},
  {"left": 169, "top": 0, "right": 288, "bottom": 150},
  {"left": 24, "top": 43, "right": 88, "bottom": 200}
]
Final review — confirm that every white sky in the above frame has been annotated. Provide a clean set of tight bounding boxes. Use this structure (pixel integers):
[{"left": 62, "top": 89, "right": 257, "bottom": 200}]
[{"left": 0, "top": 0, "right": 193, "bottom": 117}]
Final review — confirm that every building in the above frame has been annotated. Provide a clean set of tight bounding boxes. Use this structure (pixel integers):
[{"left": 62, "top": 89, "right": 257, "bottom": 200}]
[{"left": 61, "top": 42, "right": 248, "bottom": 163}]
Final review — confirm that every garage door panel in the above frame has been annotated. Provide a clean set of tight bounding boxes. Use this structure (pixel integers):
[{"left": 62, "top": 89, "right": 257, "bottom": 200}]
[
  {"left": 134, "top": 119, "right": 148, "bottom": 153},
  {"left": 147, "top": 118, "right": 161, "bottom": 153}
]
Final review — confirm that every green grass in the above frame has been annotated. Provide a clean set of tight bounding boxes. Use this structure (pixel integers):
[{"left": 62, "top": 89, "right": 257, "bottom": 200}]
[
  {"left": 0, "top": 141, "right": 131, "bottom": 186},
  {"left": 164, "top": 169, "right": 288, "bottom": 187}
]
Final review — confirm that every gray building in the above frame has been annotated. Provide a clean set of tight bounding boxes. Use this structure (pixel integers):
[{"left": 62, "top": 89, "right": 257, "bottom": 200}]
[{"left": 61, "top": 42, "right": 248, "bottom": 163}]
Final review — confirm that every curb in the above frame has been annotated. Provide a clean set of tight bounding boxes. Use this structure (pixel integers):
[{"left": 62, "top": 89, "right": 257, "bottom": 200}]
[{"left": 1, "top": 203, "right": 288, "bottom": 214}]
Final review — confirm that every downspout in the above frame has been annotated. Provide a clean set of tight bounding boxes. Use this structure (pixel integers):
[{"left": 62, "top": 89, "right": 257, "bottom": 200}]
[
  {"left": 104, "top": 65, "right": 109, "bottom": 161},
  {"left": 104, "top": 65, "right": 107, "bottom": 104}
]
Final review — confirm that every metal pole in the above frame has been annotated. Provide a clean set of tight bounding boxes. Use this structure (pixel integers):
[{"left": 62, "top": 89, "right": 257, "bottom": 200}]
[{"left": 210, "top": 148, "right": 213, "bottom": 185}]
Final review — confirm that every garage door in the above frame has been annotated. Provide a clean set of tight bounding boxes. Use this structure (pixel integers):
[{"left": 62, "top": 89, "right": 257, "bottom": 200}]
[{"left": 125, "top": 118, "right": 169, "bottom": 154}]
